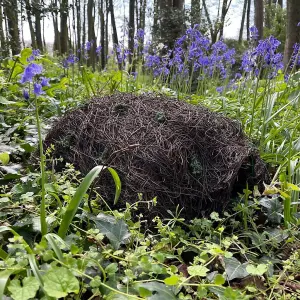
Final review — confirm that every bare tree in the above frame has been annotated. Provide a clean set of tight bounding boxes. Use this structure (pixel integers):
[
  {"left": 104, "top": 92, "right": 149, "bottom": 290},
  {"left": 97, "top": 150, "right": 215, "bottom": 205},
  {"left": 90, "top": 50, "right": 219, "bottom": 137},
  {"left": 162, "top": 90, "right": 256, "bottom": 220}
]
[
  {"left": 4, "top": 0, "right": 20, "bottom": 55},
  {"left": 246, "top": 0, "right": 251, "bottom": 40},
  {"left": 284, "top": 0, "right": 300, "bottom": 65},
  {"left": 33, "top": 0, "right": 43, "bottom": 51},
  {"left": 254, "top": 0, "right": 264, "bottom": 40},
  {"left": 239, "top": 0, "right": 248, "bottom": 43},
  {"left": 0, "top": 1, "right": 8, "bottom": 56},
  {"left": 60, "top": 0, "right": 68, "bottom": 54},
  {"left": 128, "top": 0, "right": 135, "bottom": 70},
  {"left": 87, "top": 0, "right": 96, "bottom": 70},
  {"left": 191, "top": 0, "right": 201, "bottom": 27}
]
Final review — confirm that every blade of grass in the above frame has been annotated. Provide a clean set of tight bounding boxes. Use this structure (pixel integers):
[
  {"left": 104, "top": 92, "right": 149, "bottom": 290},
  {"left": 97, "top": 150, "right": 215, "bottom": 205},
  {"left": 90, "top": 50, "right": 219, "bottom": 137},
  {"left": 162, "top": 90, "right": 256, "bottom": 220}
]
[
  {"left": 44, "top": 233, "right": 66, "bottom": 261},
  {"left": 58, "top": 165, "right": 121, "bottom": 239}
]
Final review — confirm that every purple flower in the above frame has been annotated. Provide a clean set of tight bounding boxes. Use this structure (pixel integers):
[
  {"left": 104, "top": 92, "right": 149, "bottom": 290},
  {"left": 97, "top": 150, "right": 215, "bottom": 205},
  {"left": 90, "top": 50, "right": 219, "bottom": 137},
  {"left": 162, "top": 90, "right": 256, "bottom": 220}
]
[
  {"left": 23, "top": 89, "right": 29, "bottom": 100},
  {"left": 33, "top": 83, "right": 45, "bottom": 96},
  {"left": 32, "top": 49, "right": 41, "bottom": 57},
  {"left": 27, "top": 55, "right": 35, "bottom": 62},
  {"left": 216, "top": 86, "right": 224, "bottom": 93},
  {"left": 96, "top": 46, "right": 102, "bottom": 55},
  {"left": 20, "top": 63, "right": 43, "bottom": 83},
  {"left": 297, "top": 22, "right": 300, "bottom": 27},
  {"left": 85, "top": 41, "right": 92, "bottom": 51},
  {"left": 67, "top": 54, "right": 79, "bottom": 64},
  {"left": 250, "top": 26, "right": 259, "bottom": 40},
  {"left": 136, "top": 28, "right": 145, "bottom": 40},
  {"left": 41, "top": 77, "right": 50, "bottom": 87}
]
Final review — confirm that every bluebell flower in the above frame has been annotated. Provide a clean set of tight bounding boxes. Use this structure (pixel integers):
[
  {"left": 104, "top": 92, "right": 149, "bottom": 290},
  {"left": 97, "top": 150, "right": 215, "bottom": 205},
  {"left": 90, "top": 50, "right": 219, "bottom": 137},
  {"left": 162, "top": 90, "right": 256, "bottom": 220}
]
[
  {"left": 23, "top": 89, "right": 30, "bottom": 100},
  {"left": 32, "top": 49, "right": 40, "bottom": 57},
  {"left": 96, "top": 46, "right": 102, "bottom": 55},
  {"left": 250, "top": 26, "right": 259, "bottom": 40},
  {"left": 297, "top": 22, "right": 300, "bottom": 27},
  {"left": 33, "top": 83, "right": 45, "bottom": 96},
  {"left": 216, "top": 86, "right": 224, "bottom": 93},
  {"left": 41, "top": 77, "right": 50, "bottom": 87},
  {"left": 136, "top": 28, "right": 145, "bottom": 40},
  {"left": 27, "top": 55, "right": 35, "bottom": 62},
  {"left": 85, "top": 41, "right": 92, "bottom": 51},
  {"left": 67, "top": 54, "right": 79, "bottom": 64},
  {"left": 20, "top": 63, "right": 43, "bottom": 83}
]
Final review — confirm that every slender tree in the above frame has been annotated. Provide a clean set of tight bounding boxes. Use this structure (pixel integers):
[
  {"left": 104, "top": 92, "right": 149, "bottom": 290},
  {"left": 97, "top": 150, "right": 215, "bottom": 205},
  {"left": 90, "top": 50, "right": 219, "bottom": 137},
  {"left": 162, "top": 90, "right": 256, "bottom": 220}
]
[
  {"left": 87, "top": 0, "right": 96, "bottom": 70},
  {"left": 239, "top": 0, "right": 248, "bottom": 43},
  {"left": 4, "top": 0, "right": 20, "bottom": 55},
  {"left": 254, "top": 0, "right": 264, "bottom": 40},
  {"left": 33, "top": 0, "right": 43, "bottom": 51},
  {"left": 99, "top": 0, "right": 106, "bottom": 68},
  {"left": 76, "top": 0, "right": 81, "bottom": 51},
  {"left": 191, "top": 0, "right": 201, "bottom": 26},
  {"left": 128, "top": 0, "right": 135, "bottom": 70},
  {"left": 60, "top": 0, "right": 69, "bottom": 54},
  {"left": 283, "top": 0, "right": 300, "bottom": 65},
  {"left": 0, "top": 1, "right": 8, "bottom": 56},
  {"left": 246, "top": 0, "right": 251, "bottom": 40}
]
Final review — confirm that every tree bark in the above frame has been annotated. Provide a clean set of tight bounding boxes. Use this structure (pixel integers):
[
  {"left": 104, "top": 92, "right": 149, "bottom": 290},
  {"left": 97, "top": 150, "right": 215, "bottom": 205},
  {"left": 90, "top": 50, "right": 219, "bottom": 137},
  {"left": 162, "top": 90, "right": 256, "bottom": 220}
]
[
  {"left": 99, "top": 0, "right": 106, "bottom": 68},
  {"left": 246, "top": 0, "right": 251, "bottom": 40},
  {"left": 254, "top": 0, "right": 264, "bottom": 40},
  {"left": 60, "top": 0, "right": 69, "bottom": 54},
  {"left": 0, "top": 1, "right": 8, "bottom": 56},
  {"left": 191, "top": 0, "right": 201, "bottom": 27},
  {"left": 4, "top": 0, "right": 20, "bottom": 55},
  {"left": 33, "top": 0, "right": 43, "bottom": 51},
  {"left": 76, "top": 0, "right": 81, "bottom": 51},
  {"left": 239, "top": 0, "right": 247, "bottom": 43},
  {"left": 284, "top": 0, "right": 300, "bottom": 66},
  {"left": 87, "top": 0, "right": 96, "bottom": 70},
  {"left": 128, "top": 0, "right": 135, "bottom": 70},
  {"left": 219, "top": 0, "right": 232, "bottom": 38}
]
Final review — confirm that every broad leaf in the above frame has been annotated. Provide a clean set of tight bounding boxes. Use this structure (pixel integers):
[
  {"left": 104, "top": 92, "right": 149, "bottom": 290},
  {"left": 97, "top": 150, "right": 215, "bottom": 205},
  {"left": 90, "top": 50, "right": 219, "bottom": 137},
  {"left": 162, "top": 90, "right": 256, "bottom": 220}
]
[
  {"left": 0, "top": 153, "right": 9, "bottom": 165},
  {"left": 135, "top": 282, "right": 177, "bottom": 300},
  {"left": 246, "top": 264, "right": 268, "bottom": 276},
  {"left": 223, "top": 257, "right": 249, "bottom": 281},
  {"left": 93, "top": 214, "right": 131, "bottom": 250},
  {"left": 0, "top": 269, "right": 14, "bottom": 299},
  {"left": 43, "top": 266, "right": 79, "bottom": 298},
  {"left": 187, "top": 265, "right": 209, "bottom": 277},
  {"left": 7, "top": 277, "right": 39, "bottom": 300}
]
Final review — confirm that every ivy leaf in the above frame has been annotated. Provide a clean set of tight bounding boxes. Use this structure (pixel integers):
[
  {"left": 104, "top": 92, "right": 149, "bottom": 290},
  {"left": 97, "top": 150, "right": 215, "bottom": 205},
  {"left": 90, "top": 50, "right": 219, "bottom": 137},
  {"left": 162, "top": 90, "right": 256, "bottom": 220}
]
[
  {"left": 223, "top": 257, "right": 249, "bottom": 281},
  {"left": 246, "top": 264, "right": 268, "bottom": 276},
  {"left": 187, "top": 265, "right": 209, "bottom": 277},
  {"left": 43, "top": 266, "right": 79, "bottom": 298},
  {"left": 135, "top": 282, "right": 177, "bottom": 300},
  {"left": 214, "top": 274, "right": 226, "bottom": 285},
  {"left": 7, "top": 277, "right": 39, "bottom": 300},
  {"left": 93, "top": 214, "right": 131, "bottom": 250},
  {"left": 164, "top": 275, "right": 179, "bottom": 285}
]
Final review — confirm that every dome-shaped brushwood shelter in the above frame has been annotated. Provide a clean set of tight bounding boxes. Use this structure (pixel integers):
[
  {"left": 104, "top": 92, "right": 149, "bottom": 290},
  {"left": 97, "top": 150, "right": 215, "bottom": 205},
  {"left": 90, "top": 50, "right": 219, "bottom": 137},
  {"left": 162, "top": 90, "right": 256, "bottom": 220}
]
[{"left": 44, "top": 93, "right": 269, "bottom": 220}]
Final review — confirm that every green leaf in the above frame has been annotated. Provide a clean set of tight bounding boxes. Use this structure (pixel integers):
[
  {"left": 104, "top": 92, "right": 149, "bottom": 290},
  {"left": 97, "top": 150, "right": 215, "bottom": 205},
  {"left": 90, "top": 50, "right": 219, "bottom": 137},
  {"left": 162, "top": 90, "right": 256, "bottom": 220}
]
[
  {"left": 135, "top": 282, "right": 177, "bottom": 300},
  {"left": 0, "top": 96, "right": 16, "bottom": 105},
  {"left": 58, "top": 165, "right": 121, "bottom": 239},
  {"left": 246, "top": 264, "right": 268, "bottom": 276},
  {"left": 187, "top": 265, "right": 209, "bottom": 277},
  {"left": 0, "top": 269, "right": 15, "bottom": 300},
  {"left": 197, "top": 286, "right": 208, "bottom": 298},
  {"left": 19, "top": 48, "right": 32, "bottom": 64},
  {"left": 0, "top": 153, "right": 9, "bottom": 165},
  {"left": 223, "top": 257, "right": 249, "bottom": 281},
  {"left": 93, "top": 214, "right": 131, "bottom": 250},
  {"left": 7, "top": 277, "right": 39, "bottom": 300},
  {"left": 164, "top": 275, "right": 179, "bottom": 285},
  {"left": 43, "top": 266, "right": 79, "bottom": 298},
  {"left": 214, "top": 274, "right": 226, "bottom": 285},
  {"left": 105, "top": 263, "right": 118, "bottom": 275}
]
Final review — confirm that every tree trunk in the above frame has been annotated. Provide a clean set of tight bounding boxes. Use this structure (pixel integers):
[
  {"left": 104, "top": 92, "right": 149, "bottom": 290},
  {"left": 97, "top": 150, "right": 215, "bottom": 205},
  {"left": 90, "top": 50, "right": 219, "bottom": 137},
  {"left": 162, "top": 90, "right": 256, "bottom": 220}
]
[
  {"left": 265, "top": 0, "right": 271, "bottom": 29},
  {"left": 0, "top": 1, "right": 8, "bottom": 56},
  {"left": 24, "top": 0, "right": 37, "bottom": 48},
  {"left": 239, "top": 0, "right": 247, "bottom": 43},
  {"left": 33, "top": 0, "right": 43, "bottom": 51},
  {"left": 99, "top": 0, "right": 105, "bottom": 68},
  {"left": 4, "top": 0, "right": 20, "bottom": 55},
  {"left": 128, "top": 0, "right": 135, "bottom": 70},
  {"left": 60, "top": 0, "right": 68, "bottom": 54},
  {"left": 82, "top": 0, "right": 86, "bottom": 48},
  {"left": 87, "top": 0, "right": 96, "bottom": 70},
  {"left": 219, "top": 0, "right": 232, "bottom": 38},
  {"left": 76, "top": 0, "right": 81, "bottom": 51},
  {"left": 246, "top": 0, "right": 251, "bottom": 40},
  {"left": 284, "top": 0, "right": 300, "bottom": 66},
  {"left": 191, "top": 0, "right": 201, "bottom": 27},
  {"left": 254, "top": 0, "right": 264, "bottom": 40}
]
